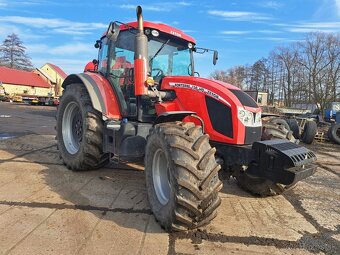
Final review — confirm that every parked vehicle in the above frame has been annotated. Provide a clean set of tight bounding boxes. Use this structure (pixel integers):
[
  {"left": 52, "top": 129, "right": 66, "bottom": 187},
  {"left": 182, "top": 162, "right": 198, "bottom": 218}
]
[
  {"left": 53, "top": 97, "right": 60, "bottom": 106},
  {"left": 324, "top": 102, "right": 340, "bottom": 122},
  {"left": 12, "top": 95, "right": 23, "bottom": 103}
]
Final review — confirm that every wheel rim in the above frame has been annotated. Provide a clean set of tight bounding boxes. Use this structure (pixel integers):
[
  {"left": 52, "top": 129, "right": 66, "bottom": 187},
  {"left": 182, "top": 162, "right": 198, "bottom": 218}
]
[
  {"left": 62, "top": 102, "right": 83, "bottom": 154},
  {"left": 152, "top": 148, "right": 171, "bottom": 205}
]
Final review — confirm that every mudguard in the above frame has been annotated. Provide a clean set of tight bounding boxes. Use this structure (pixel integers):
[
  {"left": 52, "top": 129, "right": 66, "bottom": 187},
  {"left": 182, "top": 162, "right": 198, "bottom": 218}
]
[
  {"left": 153, "top": 111, "right": 195, "bottom": 125},
  {"left": 62, "top": 73, "right": 121, "bottom": 120}
]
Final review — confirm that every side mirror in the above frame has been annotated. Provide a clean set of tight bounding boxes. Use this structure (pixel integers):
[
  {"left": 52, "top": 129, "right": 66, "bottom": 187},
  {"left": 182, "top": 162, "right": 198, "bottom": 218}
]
[
  {"left": 94, "top": 40, "right": 101, "bottom": 48},
  {"left": 106, "top": 22, "right": 120, "bottom": 41},
  {"left": 213, "top": 50, "right": 218, "bottom": 65}
]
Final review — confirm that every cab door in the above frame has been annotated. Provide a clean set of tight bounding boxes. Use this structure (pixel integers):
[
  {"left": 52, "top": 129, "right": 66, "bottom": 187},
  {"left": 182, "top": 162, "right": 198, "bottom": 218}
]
[{"left": 107, "top": 32, "right": 136, "bottom": 118}]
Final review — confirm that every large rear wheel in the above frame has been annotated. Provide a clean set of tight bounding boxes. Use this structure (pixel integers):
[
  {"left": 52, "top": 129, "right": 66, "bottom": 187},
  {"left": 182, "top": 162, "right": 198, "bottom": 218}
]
[
  {"left": 145, "top": 122, "right": 222, "bottom": 231},
  {"left": 56, "top": 83, "right": 109, "bottom": 170}
]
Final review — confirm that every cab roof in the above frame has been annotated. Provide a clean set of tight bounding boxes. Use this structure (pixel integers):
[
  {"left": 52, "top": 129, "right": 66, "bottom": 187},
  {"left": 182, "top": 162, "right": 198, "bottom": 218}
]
[{"left": 102, "top": 21, "right": 196, "bottom": 44}]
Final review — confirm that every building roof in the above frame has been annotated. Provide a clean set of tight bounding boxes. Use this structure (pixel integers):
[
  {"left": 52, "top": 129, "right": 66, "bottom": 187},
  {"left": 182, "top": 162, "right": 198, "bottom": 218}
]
[
  {"left": 0, "top": 66, "right": 51, "bottom": 88},
  {"left": 46, "top": 63, "right": 68, "bottom": 79}
]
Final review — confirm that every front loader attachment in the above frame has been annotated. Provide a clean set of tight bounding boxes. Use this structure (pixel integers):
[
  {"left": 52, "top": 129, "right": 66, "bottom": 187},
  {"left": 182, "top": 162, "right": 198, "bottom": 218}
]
[{"left": 249, "top": 139, "right": 317, "bottom": 185}]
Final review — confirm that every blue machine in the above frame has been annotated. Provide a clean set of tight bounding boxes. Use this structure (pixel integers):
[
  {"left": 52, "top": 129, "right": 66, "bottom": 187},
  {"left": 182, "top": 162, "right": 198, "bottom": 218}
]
[{"left": 324, "top": 102, "right": 340, "bottom": 122}]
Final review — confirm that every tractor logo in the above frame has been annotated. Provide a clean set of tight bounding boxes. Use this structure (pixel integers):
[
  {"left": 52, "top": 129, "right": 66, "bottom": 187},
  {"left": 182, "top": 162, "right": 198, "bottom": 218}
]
[
  {"left": 169, "top": 82, "right": 231, "bottom": 106},
  {"left": 170, "top": 31, "right": 182, "bottom": 37}
]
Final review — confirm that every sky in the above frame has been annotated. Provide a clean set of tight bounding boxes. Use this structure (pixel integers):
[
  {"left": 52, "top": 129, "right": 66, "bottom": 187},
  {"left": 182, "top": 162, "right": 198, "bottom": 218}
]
[{"left": 0, "top": 0, "right": 339, "bottom": 77}]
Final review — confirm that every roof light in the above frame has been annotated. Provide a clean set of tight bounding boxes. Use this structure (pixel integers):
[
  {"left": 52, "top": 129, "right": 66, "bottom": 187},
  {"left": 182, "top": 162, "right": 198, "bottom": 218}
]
[{"left": 151, "top": 30, "right": 159, "bottom": 37}]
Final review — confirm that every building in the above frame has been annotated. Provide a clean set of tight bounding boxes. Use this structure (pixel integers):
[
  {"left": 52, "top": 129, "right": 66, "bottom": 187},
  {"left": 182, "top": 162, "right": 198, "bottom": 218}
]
[
  {"left": 244, "top": 90, "right": 268, "bottom": 106},
  {"left": 0, "top": 66, "right": 52, "bottom": 96},
  {"left": 35, "top": 63, "right": 67, "bottom": 96},
  {"left": 0, "top": 64, "right": 67, "bottom": 97}
]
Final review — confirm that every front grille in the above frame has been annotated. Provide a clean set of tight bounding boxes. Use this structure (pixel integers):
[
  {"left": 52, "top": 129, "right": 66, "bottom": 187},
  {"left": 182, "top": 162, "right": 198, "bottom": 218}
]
[{"left": 205, "top": 96, "right": 233, "bottom": 138}]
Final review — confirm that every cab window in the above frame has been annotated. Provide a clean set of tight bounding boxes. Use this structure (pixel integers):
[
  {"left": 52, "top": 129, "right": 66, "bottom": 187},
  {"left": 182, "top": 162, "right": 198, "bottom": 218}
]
[{"left": 98, "top": 38, "right": 109, "bottom": 75}]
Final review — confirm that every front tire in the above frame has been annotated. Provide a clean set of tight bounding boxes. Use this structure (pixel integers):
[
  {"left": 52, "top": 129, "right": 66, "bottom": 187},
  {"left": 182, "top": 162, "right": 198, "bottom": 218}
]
[
  {"left": 145, "top": 122, "right": 222, "bottom": 231},
  {"left": 56, "top": 83, "right": 108, "bottom": 170}
]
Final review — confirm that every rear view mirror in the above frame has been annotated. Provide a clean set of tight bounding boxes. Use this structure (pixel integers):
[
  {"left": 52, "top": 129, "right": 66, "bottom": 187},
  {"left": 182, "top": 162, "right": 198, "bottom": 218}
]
[
  {"left": 213, "top": 50, "right": 218, "bottom": 65},
  {"left": 94, "top": 40, "right": 101, "bottom": 48},
  {"left": 106, "top": 22, "right": 120, "bottom": 41}
]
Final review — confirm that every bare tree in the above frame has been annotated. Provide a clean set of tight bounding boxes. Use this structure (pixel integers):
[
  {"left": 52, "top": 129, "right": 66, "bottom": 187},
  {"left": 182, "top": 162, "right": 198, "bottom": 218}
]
[
  {"left": 210, "top": 66, "right": 247, "bottom": 88},
  {"left": 0, "top": 33, "right": 33, "bottom": 71},
  {"left": 210, "top": 70, "right": 229, "bottom": 83},
  {"left": 274, "top": 45, "right": 300, "bottom": 107},
  {"left": 298, "top": 33, "right": 334, "bottom": 111},
  {"left": 249, "top": 58, "right": 269, "bottom": 91},
  {"left": 210, "top": 32, "right": 340, "bottom": 108},
  {"left": 325, "top": 33, "right": 340, "bottom": 101}
]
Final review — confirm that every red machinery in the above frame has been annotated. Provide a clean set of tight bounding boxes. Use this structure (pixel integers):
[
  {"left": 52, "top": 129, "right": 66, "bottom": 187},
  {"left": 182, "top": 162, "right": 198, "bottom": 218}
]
[{"left": 56, "top": 6, "right": 316, "bottom": 231}]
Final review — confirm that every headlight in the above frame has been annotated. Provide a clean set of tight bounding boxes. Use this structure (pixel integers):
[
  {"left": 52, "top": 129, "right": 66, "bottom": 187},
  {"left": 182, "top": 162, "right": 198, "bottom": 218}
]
[
  {"left": 254, "top": 112, "right": 262, "bottom": 126},
  {"left": 238, "top": 107, "right": 262, "bottom": 127},
  {"left": 238, "top": 109, "right": 246, "bottom": 118}
]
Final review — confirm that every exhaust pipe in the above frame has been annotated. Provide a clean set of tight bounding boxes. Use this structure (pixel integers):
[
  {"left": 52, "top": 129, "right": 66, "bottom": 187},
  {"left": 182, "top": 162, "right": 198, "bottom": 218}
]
[
  {"left": 137, "top": 6, "right": 143, "bottom": 33},
  {"left": 134, "top": 5, "right": 149, "bottom": 96}
]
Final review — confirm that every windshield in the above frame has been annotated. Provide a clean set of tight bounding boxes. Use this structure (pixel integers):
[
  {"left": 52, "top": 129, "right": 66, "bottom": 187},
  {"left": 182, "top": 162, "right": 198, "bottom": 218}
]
[
  {"left": 103, "top": 30, "right": 193, "bottom": 79},
  {"left": 148, "top": 36, "right": 193, "bottom": 76}
]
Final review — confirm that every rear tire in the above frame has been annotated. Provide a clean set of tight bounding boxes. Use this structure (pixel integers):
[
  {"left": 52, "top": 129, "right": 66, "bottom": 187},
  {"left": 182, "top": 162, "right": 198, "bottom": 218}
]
[
  {"left": 328, "top": 123, "right": 340, "bottom": 144},
  {"left": 145, "top": 122, "right": 222, "bottom": 231},
  {"left": 301, "top": 121, "right": 317, "bottom": 144},
  {"left": 56, "top": 83, "right": 109, "bottom": 170}
]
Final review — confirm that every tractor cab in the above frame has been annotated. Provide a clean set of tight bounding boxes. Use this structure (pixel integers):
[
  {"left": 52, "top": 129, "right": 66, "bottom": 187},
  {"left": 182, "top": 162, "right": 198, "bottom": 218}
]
[{"left": 94, "top": 19, "right": 216, "bottom": 123}]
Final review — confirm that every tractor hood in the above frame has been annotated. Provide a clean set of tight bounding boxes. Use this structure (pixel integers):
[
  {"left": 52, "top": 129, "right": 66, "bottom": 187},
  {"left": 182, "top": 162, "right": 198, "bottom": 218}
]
[
  {"left": 159, "top": 76, "right": 262, "bottom": 145},
  {"left": 161, "top": 76, "right": 260, "bottom": 112}
]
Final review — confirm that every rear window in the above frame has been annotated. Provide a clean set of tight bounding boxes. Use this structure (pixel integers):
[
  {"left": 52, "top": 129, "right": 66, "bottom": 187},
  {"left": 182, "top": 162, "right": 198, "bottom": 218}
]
[{"left": 230, "top": 89, "right": 259, "bottom": 108}]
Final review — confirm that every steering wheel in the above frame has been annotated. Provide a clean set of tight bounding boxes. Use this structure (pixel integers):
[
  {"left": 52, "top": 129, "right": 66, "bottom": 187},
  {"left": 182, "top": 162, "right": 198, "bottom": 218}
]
[{"left": 151, "top": 68, "right": 164, "bottom": 79}]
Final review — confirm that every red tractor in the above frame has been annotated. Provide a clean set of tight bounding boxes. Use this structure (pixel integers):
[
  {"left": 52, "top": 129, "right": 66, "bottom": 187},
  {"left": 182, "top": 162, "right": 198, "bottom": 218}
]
[{"left": 56, "top": 6, "right": 317, "bottom": 231}]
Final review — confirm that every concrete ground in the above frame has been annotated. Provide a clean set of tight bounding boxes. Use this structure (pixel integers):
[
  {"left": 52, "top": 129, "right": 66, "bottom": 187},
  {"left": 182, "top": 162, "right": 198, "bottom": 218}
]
[{"left": 0, "top": 101, "right": 339, "bottom": 255}]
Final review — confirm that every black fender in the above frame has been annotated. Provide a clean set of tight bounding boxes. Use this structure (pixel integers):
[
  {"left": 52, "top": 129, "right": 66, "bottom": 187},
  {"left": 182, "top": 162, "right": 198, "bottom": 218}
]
[{"left": 154, "top": 111, "right": 204, "bottom": 126}]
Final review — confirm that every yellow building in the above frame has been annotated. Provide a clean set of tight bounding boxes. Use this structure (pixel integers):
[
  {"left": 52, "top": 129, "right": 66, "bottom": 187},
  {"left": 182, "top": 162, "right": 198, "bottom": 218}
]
[
  {"left": 35, "top": 63, "right": 67, "bottom": 96},
  {"left": 0, "top": 63, "right": 67, "bottom": 97}
]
